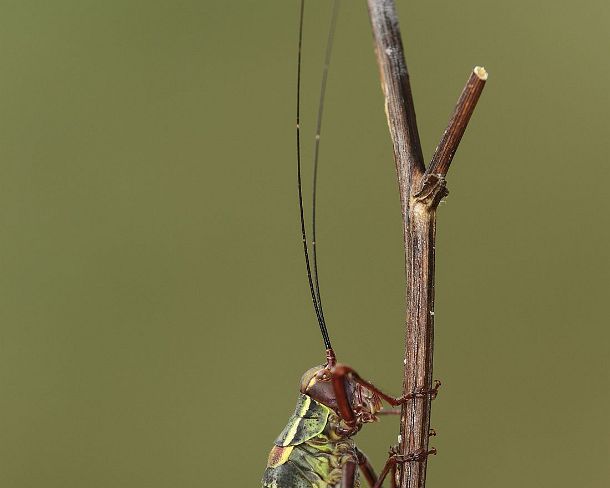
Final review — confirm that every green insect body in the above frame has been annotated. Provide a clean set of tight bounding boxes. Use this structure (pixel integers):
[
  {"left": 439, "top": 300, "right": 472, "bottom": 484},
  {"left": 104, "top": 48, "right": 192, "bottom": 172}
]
[
  {"left": 262, "top": 362, "right": 385, "bottom": 488},
  {"left": 262, "top": 393, "right": 360, "bottom": 488}
]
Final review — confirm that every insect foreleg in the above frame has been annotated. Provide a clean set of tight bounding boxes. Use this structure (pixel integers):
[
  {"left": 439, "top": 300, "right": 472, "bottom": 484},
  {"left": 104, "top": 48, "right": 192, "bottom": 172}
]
[{"left": 331, "top": 364, "right": 441, "bottom": 412}]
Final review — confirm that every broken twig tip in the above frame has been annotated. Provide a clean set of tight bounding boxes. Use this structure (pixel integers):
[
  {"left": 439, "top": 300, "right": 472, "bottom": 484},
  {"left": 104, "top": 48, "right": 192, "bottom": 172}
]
[{"left": 474, "top": 66, "right": 488, "bottom": 80}]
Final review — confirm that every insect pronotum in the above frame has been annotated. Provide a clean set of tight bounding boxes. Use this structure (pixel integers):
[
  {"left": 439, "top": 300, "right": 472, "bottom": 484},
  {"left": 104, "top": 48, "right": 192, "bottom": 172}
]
[{"left": 261, "top": 2, "right": 440, "bottom": 487}]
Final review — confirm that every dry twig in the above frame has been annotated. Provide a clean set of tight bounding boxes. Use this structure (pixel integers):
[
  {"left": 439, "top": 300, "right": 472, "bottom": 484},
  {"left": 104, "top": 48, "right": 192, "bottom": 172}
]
[{"left": 366, "top": 2, "right": 488, "bottom": 487}]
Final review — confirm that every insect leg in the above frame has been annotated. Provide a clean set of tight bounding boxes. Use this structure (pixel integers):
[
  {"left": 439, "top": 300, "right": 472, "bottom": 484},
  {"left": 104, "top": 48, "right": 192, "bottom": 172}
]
[
  {"left": 371, "top": 455, "right": 395, "bottom": 488},
  {"left": 376, "top": 448, "right": 438, "bottom": 488},
  {"left": 376, "top": 408, "right": 401, "bottom": 416},
  {"left": 340, "top": 460, "right": 358, "bottom": 488},
  {"left": 332, "top": 364, "right": 441, "bottom": 407},
  {"left": 355, "top": 448, "right": 378, "bottom": 487}
]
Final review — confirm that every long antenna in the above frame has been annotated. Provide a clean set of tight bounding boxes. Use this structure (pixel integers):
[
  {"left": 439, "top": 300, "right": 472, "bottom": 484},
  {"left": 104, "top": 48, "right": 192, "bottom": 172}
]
[
  {"left": 311, "top": 0, "right": 340, "bottom": 326},
  {"left": 296, "top": 0, "right": 332, "bottom": 350}
]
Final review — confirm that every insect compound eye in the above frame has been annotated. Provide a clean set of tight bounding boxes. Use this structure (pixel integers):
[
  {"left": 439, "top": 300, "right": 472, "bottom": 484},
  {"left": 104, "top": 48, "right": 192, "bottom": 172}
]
[{"left": 315, "top": 369, "right": 332, "bottom": 382}]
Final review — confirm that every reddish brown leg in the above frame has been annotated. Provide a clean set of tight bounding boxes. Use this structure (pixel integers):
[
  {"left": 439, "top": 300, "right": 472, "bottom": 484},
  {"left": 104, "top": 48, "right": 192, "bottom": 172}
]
[
  {"left": 372, "top": 449, "right": 437, "bottom": 488},
  {"left": 376, "top": 408, "right": 401, "bottom": 416},
  {"left": 341, "top": 461, "right": 358, "bottom": 488},
  {"left": 330, "top": 364, "right": 441, "bottom": 424},
  {"left": 355, "top": 448, "right": 378, "bottom": 488},
  {"left": 371, "top": 456, "right": 395, "bottom": 488}
]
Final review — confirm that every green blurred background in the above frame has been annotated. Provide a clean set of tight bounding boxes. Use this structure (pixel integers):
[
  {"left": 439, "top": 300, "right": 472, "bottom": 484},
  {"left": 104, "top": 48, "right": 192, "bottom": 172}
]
[{"left": 0, "top": 1, "right": 608, "bottom": 486}]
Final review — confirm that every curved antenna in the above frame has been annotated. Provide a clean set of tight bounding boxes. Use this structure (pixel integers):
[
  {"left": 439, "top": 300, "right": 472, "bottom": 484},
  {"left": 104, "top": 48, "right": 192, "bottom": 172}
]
[
  {"left": 296, "top": 0, "right": 332, "bottom": 350},
  {"left": 311, "top": 0, "right": 340, "bottom": 325}
]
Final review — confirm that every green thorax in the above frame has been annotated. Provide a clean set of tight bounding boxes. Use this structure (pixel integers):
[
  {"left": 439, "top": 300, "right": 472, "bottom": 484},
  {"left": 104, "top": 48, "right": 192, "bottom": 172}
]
[
  {"left": 264, "top": 394, "right": 359, "bottom": 487},
  {"left": 274, "top": 393, "right": 331, "bottom": 447}
]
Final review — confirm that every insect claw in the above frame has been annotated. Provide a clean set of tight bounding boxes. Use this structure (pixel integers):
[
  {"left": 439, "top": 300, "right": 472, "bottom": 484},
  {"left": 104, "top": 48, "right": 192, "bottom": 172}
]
[
  {"left": 410, "top": 381, "right": 442, "bottom": 399},
  {"left": 389, "top": 447, "right": 437, "bottom": 464},
  {"left": 398, "top": 379, "right": 442, "bottom": 402},
  {"left": 428, "top": 428, "right": 437, "bottom": 437}
]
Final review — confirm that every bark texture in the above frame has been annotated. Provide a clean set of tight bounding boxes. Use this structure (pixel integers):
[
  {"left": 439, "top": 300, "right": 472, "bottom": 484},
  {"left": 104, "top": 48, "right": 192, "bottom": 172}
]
[{"left": 366, "top": 2, "right": 487, "bottom": 487}]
